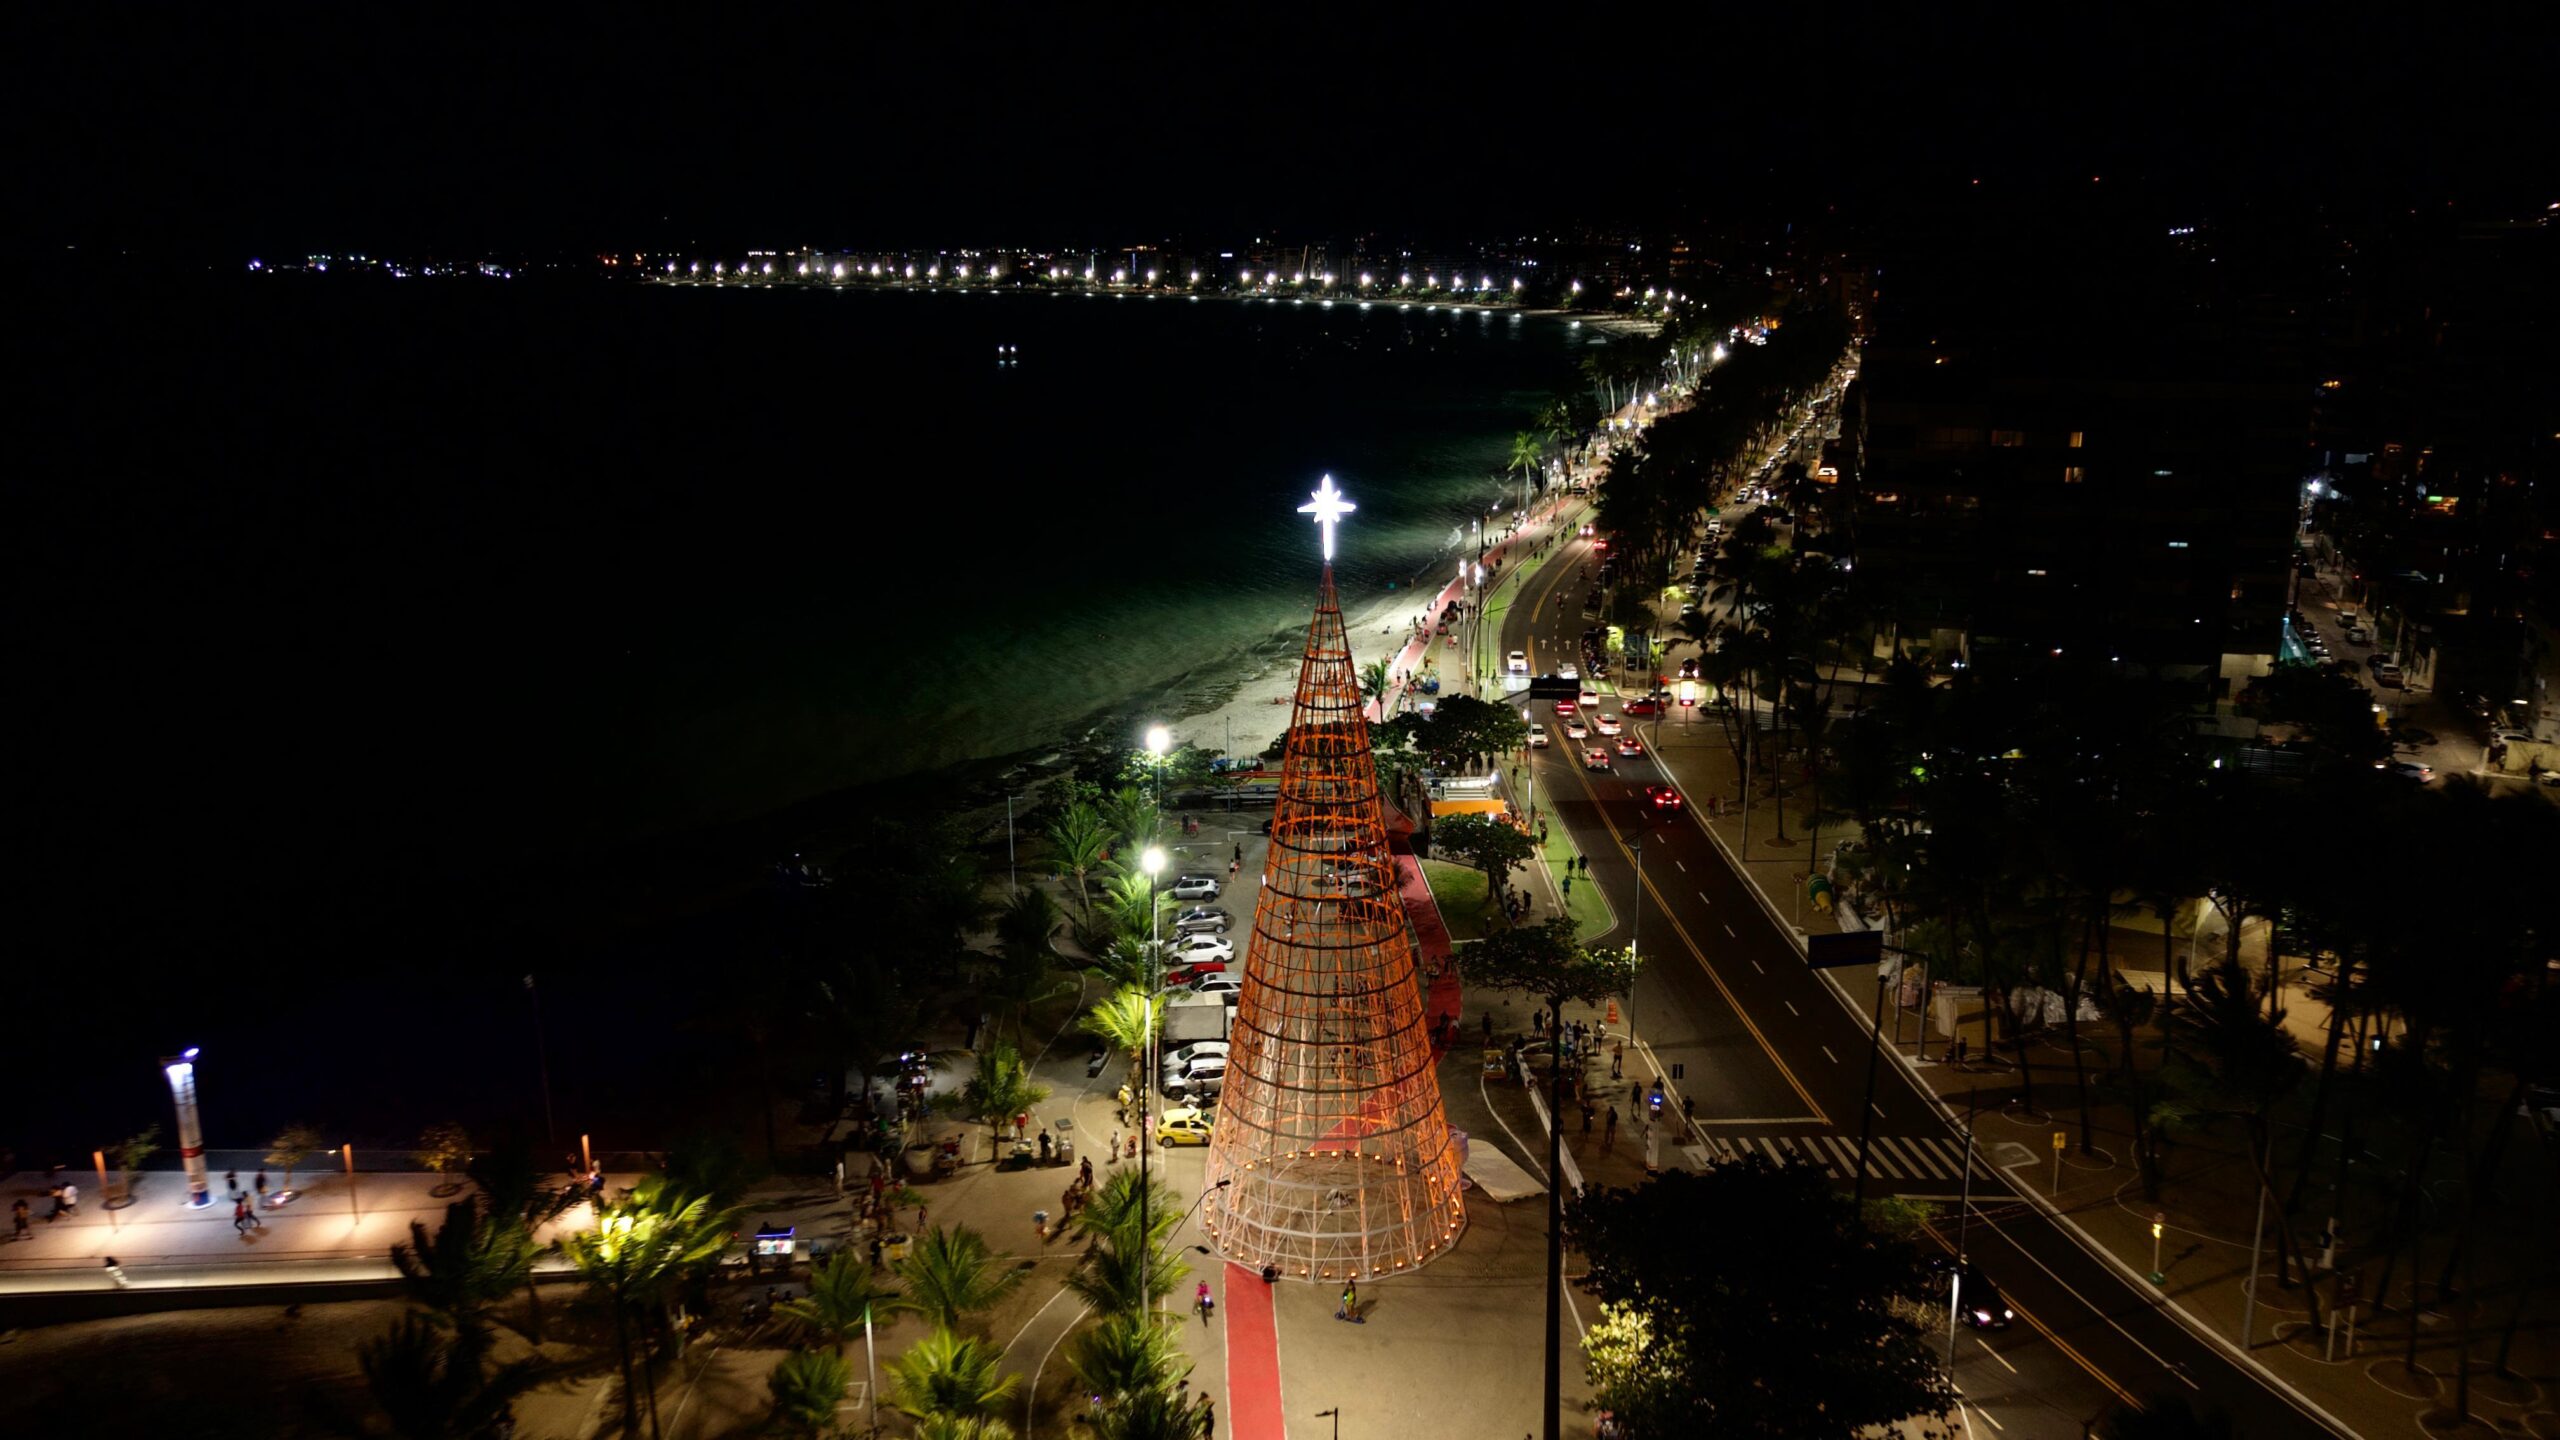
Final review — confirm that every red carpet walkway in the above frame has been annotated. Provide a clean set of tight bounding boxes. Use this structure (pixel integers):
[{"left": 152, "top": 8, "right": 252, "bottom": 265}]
[
  {"left": 1223, "top": 1260, "right": 1286, "bottom": 1440},
  {"left": 1394, "top": 853, "right": 1465, "bottom": 1040}
]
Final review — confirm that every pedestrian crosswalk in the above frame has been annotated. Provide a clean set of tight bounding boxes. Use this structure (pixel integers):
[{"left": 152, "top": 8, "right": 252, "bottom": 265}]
[{"left": 1690, "top": 1132, "right": 1993, "bottom": 1185}]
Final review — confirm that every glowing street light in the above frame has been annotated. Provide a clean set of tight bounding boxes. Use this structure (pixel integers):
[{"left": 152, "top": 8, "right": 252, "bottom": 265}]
[{"left": 161, "top": 1048, "right": 213, "bottom": 1207}]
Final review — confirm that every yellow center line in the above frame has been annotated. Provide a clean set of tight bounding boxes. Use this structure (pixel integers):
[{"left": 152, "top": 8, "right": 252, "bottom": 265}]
[
  {"left": 1548, "top": 737, "right": 1829, "bottom": 1124},
  {"left": 1925, "top": 1221, "right": 2139, "bottom": 1408}
]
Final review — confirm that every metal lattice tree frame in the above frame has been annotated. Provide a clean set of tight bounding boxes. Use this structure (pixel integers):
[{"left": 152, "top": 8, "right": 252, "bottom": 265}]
[{"left": 1202, "top": 566, "right": 1466, "bottom": 1281}]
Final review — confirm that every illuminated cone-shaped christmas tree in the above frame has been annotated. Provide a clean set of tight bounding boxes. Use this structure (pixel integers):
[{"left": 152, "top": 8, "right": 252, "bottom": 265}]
[{"left": 1202, "top": 477, "right": 1467, "bottom": 1280}]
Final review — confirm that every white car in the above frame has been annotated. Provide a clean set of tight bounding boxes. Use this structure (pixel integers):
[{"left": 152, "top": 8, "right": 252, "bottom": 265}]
[
  {"left": 1190, "top": 975, "right": 1244, "bottom": 1003},
  {"left": 1507, "top": 650, "right": 1529, "bottom": 675},
  {"left": 1170, "top": 933, "right": 1235, "bottom": 965},
  {"left": 1564, "top": 719, "right": 1589, "bottom": 740},
  {"left": 1160, "top": 1040, "right": 1231, "bottom": 1076},
  {"left": 1557, "top": 662, "right": 1579, "bottom": 680},
  {"left": 1171, "top": 876, "right": 1220, "bottom": 901},
  {"left": 1527, "top": 727, "right": 1550, "bottom": 748},
  {"left": 1579, "top": 687, "right": 1600, "bottom": 710},
  {"left": 1595, "top": 714, "right": 1621, "bottom": 736}
]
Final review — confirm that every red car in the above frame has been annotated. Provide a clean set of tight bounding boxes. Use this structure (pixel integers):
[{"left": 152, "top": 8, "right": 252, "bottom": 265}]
[
  {"left": 1554, "top": 699, "right": 1578, "bottom": 716},
  {"left": 1171, "top": 960, "right": 1232, "bottom": 984},
  {"left": 1624, "top": 696, "right": 1661, "bottom": 716},
  {"left": 1644, "top": 784, "right": 1683, "bottom": 811}
]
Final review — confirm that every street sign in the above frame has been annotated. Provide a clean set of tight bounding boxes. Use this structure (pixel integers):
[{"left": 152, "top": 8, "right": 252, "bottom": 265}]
[
  {"left": 2052, "top": 1131, "right": 2067, "bottom": 1150},
  {"left": 1805, "top": 930, "right": 1884, "bottom": 969}
]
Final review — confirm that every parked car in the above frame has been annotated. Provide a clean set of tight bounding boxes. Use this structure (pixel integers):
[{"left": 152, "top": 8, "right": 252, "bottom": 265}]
[
  {"left": 1170, "top": 934, "right": 1236, "bottom": 965},
  {"left": 2377, "top": 759, "right": 2434, "bottom": 783},
  {"left": 1173, "top": 906, "right": 1231, "bottom": 935},
  {"left": 2371, "top": 661, "right": 2405, "bottom": 688},
  {"left": 1169, "top": 959, "right": 1232, "bottom": 984},
  {"left": 1156, "top": 1107, "right": 1216, "bottom": 1146},
  {"left": 1189, "top": 974, "right": 1244, "bottom": 1002},
  {"left": 1171, "top": 876, "right": 1220, "bottom": 901},
  {"left": 1584, "top": 748, "right": 1612, "bottom": 772},
  {"left": 1644, "top": 784, "right": 1683, "bottom": 811},
  {"left": 1160, "top": 1040, "right": 1230, "bottom": 1076},
  {"left": 1162, "top": 1055, "right": 1228, "bottom": 1098}
]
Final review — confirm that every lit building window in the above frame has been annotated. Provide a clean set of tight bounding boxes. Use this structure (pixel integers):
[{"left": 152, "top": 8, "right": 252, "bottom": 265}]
[
  {"left": 2068, "top": 430, "right": 2086, "bottom": 448},
  {"left": 1991, "top": 429, "right": 2026, "bottom": 447},
  {"left": 2062, "top": 466, "right": 2085, "bottom": 485}
]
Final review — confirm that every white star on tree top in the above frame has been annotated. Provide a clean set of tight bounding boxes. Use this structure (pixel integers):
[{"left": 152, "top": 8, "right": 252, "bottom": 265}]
[{"left": 1298, "top": 474, "right": 1355, "bottom": 561}]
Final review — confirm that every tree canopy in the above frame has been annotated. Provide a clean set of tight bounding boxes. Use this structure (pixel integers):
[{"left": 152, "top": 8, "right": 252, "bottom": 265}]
[{"left": 1567, "top": 1158, "right": 1954, "bottom": 1439}]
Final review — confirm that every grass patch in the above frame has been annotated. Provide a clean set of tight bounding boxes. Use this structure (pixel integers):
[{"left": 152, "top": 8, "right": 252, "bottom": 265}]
[
  {"left": 1535, "top": 825, "right": 1617, "bottom": 941},
  {"left": 1420, "top": 859, "right": 1499, "bottom": 941}
]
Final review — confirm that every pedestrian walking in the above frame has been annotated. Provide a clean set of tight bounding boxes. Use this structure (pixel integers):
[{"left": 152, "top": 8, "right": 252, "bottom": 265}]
[
  {"left": 225, "top": 1169, "right": 241, "bottom": 1199},
  {"left": 57, "top": 1181, "right": 78, "bottom": 1218},
  {"left": 1108, "top": 1129, "right": 1120, "bottom": 1162},
  {"left": 1195, "top": 1280, "right": 1216, "bottom": 1324},
  {"left": 1201, "top": 1397, "right": 1217, "bottom": 1437},
  {"left": 1602, "top": 1106, "right": 1618, "bottom": 1154},
  {"left": 915, "top": 1201, "right": 928, "bottom": 1232},
  {"left": 1014, "top": 1112, "right": 1029, "bottom": 1141},
  {"left": 1562, "top": 873, "right": 1573, "bottom": 899},
  {"left": 1079, "top": 1156, "right": 1094, "bottom": 1188},
  {"left": 1336, "top": 1281, "right": 1359, "bottom": 1321},
  {"left": 1611, "top": 1039, "right": 1624, "bottom": 1080},
  {"left": 1580, "top": 1098, "right": 1594, "bottom": 1135},
  {"left": 1233, "top": 842, "right": 1244, "bottom": 864},
  {"left": 1034, "top": 1209, "right": 1050, "bottom": 1241},
  {"left": 233, "top": 1197, "right": 252, "bottom": 1234},
  {"left": 10, "top": 1198, "right": 28, "bottom": 1240},
  {"left": 254, "top": 1171, "right": 269, "bottom": 1206}
]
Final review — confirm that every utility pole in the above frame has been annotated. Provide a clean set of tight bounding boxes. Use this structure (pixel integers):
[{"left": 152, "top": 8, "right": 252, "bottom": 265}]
[{"left": 1851, "top": 958, "right": 1891, "bottom": 1208}]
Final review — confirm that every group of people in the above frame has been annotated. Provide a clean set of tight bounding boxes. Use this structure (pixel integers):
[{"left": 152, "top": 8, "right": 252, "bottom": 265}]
[{"left": 1040, "top": 1155, "right": 1099, "bottom": 1240}]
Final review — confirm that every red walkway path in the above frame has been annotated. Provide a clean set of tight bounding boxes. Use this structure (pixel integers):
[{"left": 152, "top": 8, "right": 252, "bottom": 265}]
[{"left": 1222, "top": 1260, "right": 1286, "bottom": 1440}]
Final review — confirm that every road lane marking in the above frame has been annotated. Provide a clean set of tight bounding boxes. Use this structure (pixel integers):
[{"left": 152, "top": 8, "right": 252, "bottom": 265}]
[
  {"left": 1674, "top": 858, "right": 1686, "bottom": 872},
  {"left": 1976, "top": 1337, "right": 2018, "bottom": 1374},
  {"left": 1750, "top": 959, "right": 1763, "bottom": 973},
  {"left": 1784, "top": 1001, "right": 1798, "bottom": 1016},
  {"left": 1556, "top": 749, "right": 1829, "bottom": 1124},
  {"left": 1872, "top": 1103, "right": 1888, "bottom": 1120},
  {"left": 1977, "top": 1406, "right": 2004, "bottom": 1431},
  {"left": 1821, "top": 1045, "right": 1838, "bottom": 1063}
]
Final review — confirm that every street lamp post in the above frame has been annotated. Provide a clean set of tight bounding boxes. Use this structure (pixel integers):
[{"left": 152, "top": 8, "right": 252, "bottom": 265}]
[
  {"left": 160, "top": 1048, "right": 212, "bottom": 1208},
  {"left": 1139, "top": 845, "right": 1167, "bottom": 1309}
]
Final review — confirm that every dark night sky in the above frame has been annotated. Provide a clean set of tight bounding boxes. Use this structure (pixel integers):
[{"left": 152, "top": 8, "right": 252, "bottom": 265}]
[{"left": 20, "top": 6, "right": 2552, "bottom": 255}]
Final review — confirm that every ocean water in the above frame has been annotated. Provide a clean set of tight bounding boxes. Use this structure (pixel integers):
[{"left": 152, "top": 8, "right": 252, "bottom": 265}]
[
  {"left": 13, "top": 277, "right": 1590, "bottom": 1155},
  {"left": 22, "top": 278, "right": 1584, "bottom": 920}
]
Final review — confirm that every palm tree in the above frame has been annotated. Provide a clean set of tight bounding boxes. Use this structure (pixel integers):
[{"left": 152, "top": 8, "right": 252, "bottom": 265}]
[
  {"left": 1078, "top": 1382, "right": 1202, "bottom": 1440},
  {"left": 1080, "top": 986, "right": 1158, "bottom": 1085},
  {"left": 767, "top": 1348, "right": 853, "bottom": 1438},
  {"left": 895, "top": 1224, "right": 1026, "bottom": 1332},
  {"left": 466, "top": 1139, "right": 582, "bottom": 1345},
  {"left": 947, "top": 1041, "right": 1051, "bottom": 1160},
  {"left": 778, "top": 1250, "right": 910, "bottom": 1358},
  {"left": 559, "top": 1178, "right": 738, "bottom": 1440},
  {"left": 1064, "top": 1309, "right": 1192, "bottom": 1403},
  {"left": 985, "top": 888, "right": 1076, "bottom": 1043},
  {"left": 886, "top": 1325, "right": 1020, "bottom": 1428},
  {"left": 1046, "top": 801, "right": 1113, "bottom": 920},
  {"left": 390, "top": 1198, "right": 533, "bottom": 1368},
  {"left": 1358, "top": 658, "right": 1391, "bottom": 708},
  {"left": 1096, "top": 867, "right": 1163, "bottom": 947},
  {"left": 1061, "top": 1234, "right": 1188, "bottom": 1317},
  {"left": 359, "top": 1311, "right": 557, "bottom": 1440}
]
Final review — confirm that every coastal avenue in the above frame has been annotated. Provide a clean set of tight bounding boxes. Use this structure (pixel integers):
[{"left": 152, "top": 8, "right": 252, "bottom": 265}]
[{"left": 1493, "top": 522, "right": 2347, "bottom": 1440}]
